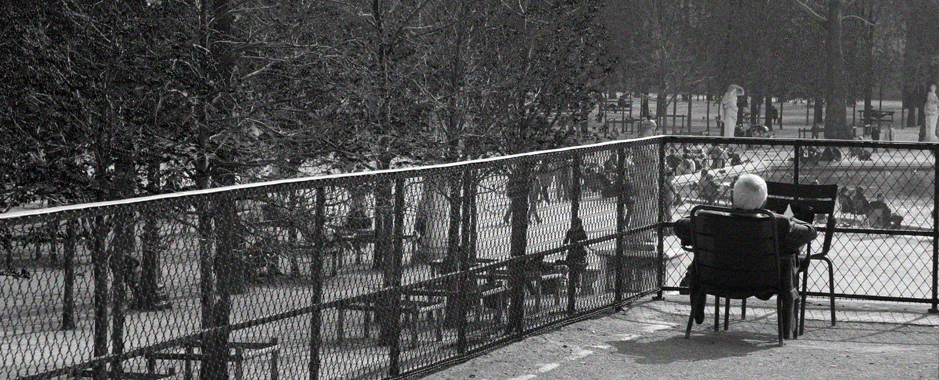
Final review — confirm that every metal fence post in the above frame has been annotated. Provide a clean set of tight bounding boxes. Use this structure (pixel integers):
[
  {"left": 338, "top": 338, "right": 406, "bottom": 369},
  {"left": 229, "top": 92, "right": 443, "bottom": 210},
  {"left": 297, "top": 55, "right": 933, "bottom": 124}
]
[
  {"left": 571, "top": 153, "right": 582, "bottom": 220},
  {"left": 932, "top": 148, "right": 939, "bottom": 313},
  {"left": 110, "top": 211, "right": 133, "bottom": 379},
  {"left": 509, "top": 161, "right": 531, "bottom": 336},
  {"left": 62, "top": 219, "right": 76, "bottom": 330},
  {"left": 458, "top": 170, "right": 473, "bottom": 354},
  {"left": 613, "top": 148, "right": 626, "bottom": 310},
  {"left": 308, "top": 186, "right": 325, "bottom": 380},
  {"left": 388, "top": 179, "right": 406, "bottom": 376},
  {"left": 794, "top": 143, "right": 801, "bottom": 185},
  {"left": 567, "top": 154, "right": 582, "bottom": 315},
  {"left": 654, "top": 140, "right": 666, "bottom": 300},
  {"left": 92, "top": 216, "right": 108, "bottom": 380}
]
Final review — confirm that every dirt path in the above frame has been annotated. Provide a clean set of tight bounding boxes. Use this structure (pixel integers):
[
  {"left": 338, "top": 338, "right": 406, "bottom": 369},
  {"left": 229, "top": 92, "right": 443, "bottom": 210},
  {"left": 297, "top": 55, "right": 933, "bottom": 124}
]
[{"left": 425, "top": 297, "right": 939, "bottom": 380}]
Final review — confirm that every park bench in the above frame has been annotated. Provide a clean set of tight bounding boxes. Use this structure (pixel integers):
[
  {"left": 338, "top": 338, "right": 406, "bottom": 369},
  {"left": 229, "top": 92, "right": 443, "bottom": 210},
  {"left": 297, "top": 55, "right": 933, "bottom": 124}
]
[
  {"left": 72, "top": 367, "right": 176, "bottom": 380},
  {"left": 323, "top": 229, "right": 419, "bottom": 276},
  {"left": 798, "top": 127, "right": 823, "bottom": 139},
  {"left": 596, "top": 241, "right": 658, "bottom": 293},
  {"left": 858, "top": 109, "right": 895, "bottom": 126},
  {"left": 336, "top": 292, "right": 447, "bottom": 349},
  {"left": 144, "top": 337, "right": 280, "bottom": 380},
  {"left": 660, "top": 114, "right": 688, "bottom": 134}
]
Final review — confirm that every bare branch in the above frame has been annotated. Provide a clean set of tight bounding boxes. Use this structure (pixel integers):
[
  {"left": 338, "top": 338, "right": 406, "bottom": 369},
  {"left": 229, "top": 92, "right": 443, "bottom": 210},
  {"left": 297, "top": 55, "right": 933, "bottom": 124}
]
[
  {"left": 841, "top": 14, "right": 874, "bottom": 26},
  {"left": 793, "top": 0, "right": 827, "bottom": 23}
]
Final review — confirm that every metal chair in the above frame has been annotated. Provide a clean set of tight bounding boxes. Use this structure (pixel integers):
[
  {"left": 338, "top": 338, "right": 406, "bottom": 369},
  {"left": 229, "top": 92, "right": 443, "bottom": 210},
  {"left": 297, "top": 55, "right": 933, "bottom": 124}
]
[
  {"left": 764, "top": 181, "right": 838, "bottom": 336},
  {"left": 684, "top": 205, "right": 798, "bottom": 346}
]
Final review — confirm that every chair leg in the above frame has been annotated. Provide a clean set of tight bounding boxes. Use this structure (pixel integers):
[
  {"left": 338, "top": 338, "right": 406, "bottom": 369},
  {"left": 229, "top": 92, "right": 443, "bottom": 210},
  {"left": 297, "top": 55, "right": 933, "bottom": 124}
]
[
  {"left": 535, "top": 278, "right": 543, "bottom": 312},
  {"left": 433, "top": 310, "right": 443, "bottom": 342},
  {"left": 337, "top": 308, "right": 345, "bottom": 343},
  {"left": 714, "top": 296, "right": 720, "bottom": 332},
  {"left": 409, "top": 312, "right": 418, "bottom": 349},
  {"left": 740, "top": 299, "right": 746, "bottom": 320},
  {"left": 685, "top": 311, "right": 694, "bottom": 339},
  {"left": 791, "top": 294, "right": 799, "bottom": 340},
  {"left": 799, "top": 264, "right": 809, "bottom": 337},
  {"left": 776, "top": 297, "right": 784, "bottom": 347},
  {"left": 820, "top": 256, "right": 836, "bottom": 326},
  {"left": 723, "top": 298, "right": 730, "bottom": 331}
]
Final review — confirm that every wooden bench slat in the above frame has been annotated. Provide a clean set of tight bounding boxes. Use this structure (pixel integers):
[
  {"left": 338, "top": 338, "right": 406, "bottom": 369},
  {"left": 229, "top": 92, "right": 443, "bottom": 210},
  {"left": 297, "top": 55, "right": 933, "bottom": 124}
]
[{"left": 75, "top": 368, "right": 176, "bottom": 380}]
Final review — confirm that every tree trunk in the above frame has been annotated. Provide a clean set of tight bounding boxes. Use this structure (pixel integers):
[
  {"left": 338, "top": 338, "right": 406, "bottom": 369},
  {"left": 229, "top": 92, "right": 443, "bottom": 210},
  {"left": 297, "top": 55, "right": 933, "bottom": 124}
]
[
  {"left": 751, "top": 90, "right": 762, "bottom": 126},
  {"left": 417, "top": 179, "right": 449, "bottom": 264},
  {"left": 110, "top": 149, "right": 135, "bottom": 377},
  {"left": 814, "top": 97, "right": 825, "bottom": 126},
  {"left": 376, "top": 178, "right": 398, "bottom": 345},
  {"left": 824, "top": 0, "right": 850, "bottom": 139},
  {"left": 199, "top": 0, "right": 235, "bottom": 376},
  {"left": 140, "top": 159, "right": 168, "bottom": 310},
  {"left": 655, "top": 92, "right": 667, "bottom": 121}
]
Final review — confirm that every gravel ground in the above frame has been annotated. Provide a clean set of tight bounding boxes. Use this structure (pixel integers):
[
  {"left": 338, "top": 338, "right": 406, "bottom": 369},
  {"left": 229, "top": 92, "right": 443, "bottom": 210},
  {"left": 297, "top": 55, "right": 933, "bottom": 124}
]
[{"left": 424, "top": 295, "right": 939, "bottom": 380}]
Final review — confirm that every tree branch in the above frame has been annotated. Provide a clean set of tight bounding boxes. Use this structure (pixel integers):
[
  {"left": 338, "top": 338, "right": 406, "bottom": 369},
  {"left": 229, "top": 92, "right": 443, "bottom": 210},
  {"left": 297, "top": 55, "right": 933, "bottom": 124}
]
[
  {"left": 793, "top": 0, "right": 827, "bottom": 23},
  {"left": 841, "top": 14, "right": 874, "bottom": 26}
]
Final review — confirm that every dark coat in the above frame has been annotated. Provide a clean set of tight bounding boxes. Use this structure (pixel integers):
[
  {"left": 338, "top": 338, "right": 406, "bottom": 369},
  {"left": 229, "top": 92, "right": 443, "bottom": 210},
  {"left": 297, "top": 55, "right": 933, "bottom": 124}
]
[{"left": 673, "top": 210, "right": 817, "bottom": 257}]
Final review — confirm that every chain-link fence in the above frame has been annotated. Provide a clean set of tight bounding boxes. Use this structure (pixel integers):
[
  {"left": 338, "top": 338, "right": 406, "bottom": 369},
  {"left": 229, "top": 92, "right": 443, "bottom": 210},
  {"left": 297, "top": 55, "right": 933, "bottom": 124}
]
[
  {"left": 2, "top": 136, "right": 937, "bottom": 379},
  {"left": 661, "top": 137, "right": 939, "bottom": 309}
]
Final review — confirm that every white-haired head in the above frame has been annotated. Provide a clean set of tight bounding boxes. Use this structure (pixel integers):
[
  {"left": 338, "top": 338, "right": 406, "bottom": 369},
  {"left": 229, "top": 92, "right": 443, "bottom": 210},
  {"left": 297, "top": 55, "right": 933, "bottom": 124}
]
[{"left": 732, "top": 174, "right": 767, "bottom": 210}]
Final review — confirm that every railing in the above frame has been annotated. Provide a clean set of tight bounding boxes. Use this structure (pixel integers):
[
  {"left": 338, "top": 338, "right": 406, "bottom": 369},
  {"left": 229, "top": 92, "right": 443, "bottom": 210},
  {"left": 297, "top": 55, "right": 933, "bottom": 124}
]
[{"left": 1, "top": 136, "right": 936, "bottom": 379}]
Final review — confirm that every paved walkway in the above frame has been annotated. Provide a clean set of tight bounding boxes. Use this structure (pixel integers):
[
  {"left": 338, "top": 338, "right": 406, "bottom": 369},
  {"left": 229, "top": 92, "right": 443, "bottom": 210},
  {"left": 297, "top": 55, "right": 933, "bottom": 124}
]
[{"left": 425, "top": 294, "right": 939, "bottom": 380}]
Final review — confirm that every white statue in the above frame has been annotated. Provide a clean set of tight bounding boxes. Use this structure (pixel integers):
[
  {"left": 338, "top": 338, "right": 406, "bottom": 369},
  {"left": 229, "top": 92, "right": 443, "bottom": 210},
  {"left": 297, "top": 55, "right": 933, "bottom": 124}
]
[
  {"left": 719, "top": 84, "right": 744, "bottom": 137},
  {"left": 638, "top": 117, "right": 658, "bottom": 137},
  {"left": 926, "top": 84, "right": 938, "bottom": 142}
]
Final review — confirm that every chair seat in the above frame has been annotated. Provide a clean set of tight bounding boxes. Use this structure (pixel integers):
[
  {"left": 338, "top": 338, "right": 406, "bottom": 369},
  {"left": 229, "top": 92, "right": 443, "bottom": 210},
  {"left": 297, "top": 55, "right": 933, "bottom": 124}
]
[{"left": 400, "top": 298, "right": 446, "bottom": 313}]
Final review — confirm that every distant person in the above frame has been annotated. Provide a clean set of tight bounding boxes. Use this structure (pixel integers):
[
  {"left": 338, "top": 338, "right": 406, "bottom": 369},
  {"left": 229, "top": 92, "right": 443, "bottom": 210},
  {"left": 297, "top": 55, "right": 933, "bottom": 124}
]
[
  {"left": 110, "top": 253, "right": 142, "bottom": 309},
  {"left": 676, "top": 155, "right": 696, "bottom": 176},
  {"left": 719, "top": 84, "right": 743, "bottom": 137},
  {"left": 926, "top": 84, "right": 938, "bottom": 142},
  {"left": 708, "top": 144, "right": 726, "bottom": 169},
  {"left": 868, "top": 193, "right": 903, "bottom": 229},
  {"left": 665, "top": 148, "right": 682, "bottom": 171},
  {"left": 561, "top": 217, "right": 590, "bottom": 289},
  {"left": 838, "top": 187, "right": 855, "bottom": 215},
  {"left": 853, "top": 186, "right": 871, "bottom": 216},
  {"left": 737, "top": 92, "right": 749, "bottom": 124},
  {"left": 766, "top": 104, "right": 779, "bottom": 131},
  {"left": 698, "top": 169, "right": 719, "bottom": 205},
  {"left": 663, "top": 169, "right": 679, "bottom": 219}
]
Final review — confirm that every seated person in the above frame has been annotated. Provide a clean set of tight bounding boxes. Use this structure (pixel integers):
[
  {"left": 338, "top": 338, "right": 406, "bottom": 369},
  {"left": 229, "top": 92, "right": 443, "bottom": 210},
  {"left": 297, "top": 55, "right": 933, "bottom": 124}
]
[
  {"left": 853, "top": 186, "right": 871, "bottom": 215},
  {"left": 698, "top": 169, "right": 719, "bottom": 205},
  {"left": 560, "top": 217, "right": 590, "bottom": 288},
  {"left": 868, "top": 193, "right": 903, "bottom": 229},
  {"left": 675, "top": 174, "right": 818, "bottom": 326},
  {"left": 109, "top": 253, "right": 143, "bottom": 309},
  {"left": 839, "top": 187, "right": 855, "bottom": 215},
  {"left": 676, "top": 156, "right": 696, "bottom": 176},
  {"left": 708, "top": 145, "right": 725, "bottom": 169}
]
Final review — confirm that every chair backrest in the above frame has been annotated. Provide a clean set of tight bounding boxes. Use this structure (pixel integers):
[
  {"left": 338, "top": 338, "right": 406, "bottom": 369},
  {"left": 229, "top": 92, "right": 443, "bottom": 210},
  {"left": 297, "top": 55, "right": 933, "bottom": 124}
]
[
  {"left": 689, "top": 206, "right": 783, "bottom": 291},
  {"left": 765, "top": 181, "right": 838, "bottom": 256}
]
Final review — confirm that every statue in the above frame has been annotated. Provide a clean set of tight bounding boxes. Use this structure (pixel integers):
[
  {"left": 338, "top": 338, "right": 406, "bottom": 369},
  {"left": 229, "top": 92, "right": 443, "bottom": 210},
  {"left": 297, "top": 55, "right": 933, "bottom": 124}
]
[
  {"left": 719, "top": 84, "right": 744, "bottom": 137},
  {"left": 926, "top": 84, "right": 938, "bottom": 142},
  {"left": 638, "top": 116, "right": 658, "bottom": 137}
]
